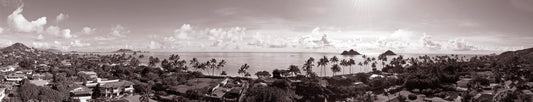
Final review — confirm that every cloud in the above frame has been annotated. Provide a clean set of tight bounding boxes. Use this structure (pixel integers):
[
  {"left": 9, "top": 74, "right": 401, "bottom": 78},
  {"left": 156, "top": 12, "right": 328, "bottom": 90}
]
[
  {"left": 446, "top": 38, "right": 477, "bottom": 51},
  {"left": 46, "top": 26, "right": 60, "bottom": 36},
  {"left": 56, "top": 13, "right": 69, "bottom": 23},
  {"left": 149, "top": 40, "right": 162, "bottom": 49},
  {"left": 0, "top": 27, "right": 4, "bottom": 34},
  {"left": 110, "top": 25, "right": 129, "bottom": 37},
  {"left": 173, "top": 24, "right": 192, "bottom": 40},
  {"left": 420, "top": 33, "right": 442, "bottom": 50},
  {"left": 81, "top": 27, "right": 95, "bottom": 34},
  {"left": 32, "top": 42, "right": 51, "bottom": 48},
  {"left": 69, "top": 40, "right": 90, "bottom": 47},
  {"left": 37, "top": 34, "right": 44, "bottom": 40},
  {"left": 296, "top": 34, "right": 337, "bottom": 49},
  {"left": 45, "top": 26, "right": 72, "bottom": 39},
  {"left": 62, "top": 29, "right": 72, "bottom": 39},
  {"left": 294, "top": 27, "right": 339, "bottom": 49},
  {"left": 163, "top": 24, "right": 246, "bottom": 49},
  {"left": 7, "top": 6, "right": 47, "bottom": 33}
]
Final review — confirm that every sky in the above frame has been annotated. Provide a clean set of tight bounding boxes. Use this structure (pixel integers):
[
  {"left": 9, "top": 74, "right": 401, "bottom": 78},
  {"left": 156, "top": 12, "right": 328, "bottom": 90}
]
[{"left": 0, "top": 0, "right": 532, "bottom": 54}]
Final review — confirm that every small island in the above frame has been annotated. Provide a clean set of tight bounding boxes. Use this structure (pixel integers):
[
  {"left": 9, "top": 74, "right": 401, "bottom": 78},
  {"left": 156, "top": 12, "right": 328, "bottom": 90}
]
[
  {"left": 341, "top": 49, "right": 361, "bottom": 55},
  {"left": 113, "top": 49, "right": 146, "bottom": 53},
  {"left": 114, "top": 49, "right": 135, "bottom": 53},
  {"left": 380, "top": 50, "right": 397, "bottom": 56}
]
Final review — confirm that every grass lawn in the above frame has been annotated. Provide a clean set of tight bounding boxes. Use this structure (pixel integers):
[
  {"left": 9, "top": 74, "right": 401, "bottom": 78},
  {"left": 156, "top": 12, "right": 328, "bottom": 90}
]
[
  {"left": 170, "top": 78, "right": 223, "bottom": 94},
  {"left": 123, "top": 95, "right": 157, "bottom": 102}
]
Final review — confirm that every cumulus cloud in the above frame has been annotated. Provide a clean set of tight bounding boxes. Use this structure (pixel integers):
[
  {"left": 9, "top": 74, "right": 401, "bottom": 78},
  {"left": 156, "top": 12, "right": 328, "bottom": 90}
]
[
  {"left": 110, "top": 25, "right": 130, "bottom": 37},
  {"left": 164, "top": 24, "right": 246, "bottom": 49},
  {"left": 297, "top": 34, "right": 337, "bottom": 49},
  {"left": 149, "top": 41, "right": 162, "bottom": 49},
  {"left": 420, "top": 33, "right": 442, "bottom": 50},
  {"left": 447, "top": 38, "right": 477, "bottom": 51},
  {"left": 7, "top": 6, "right": 47, "bottom": 33},
  {"left": 69, "top": 40, "right": 90, "bottom": 47},
  {"left": 37, "top": 34, "right": 44, "bottom": 40},
  {"left": 173, "top": 24, "right": 192, "bottom": 40},
  {"left": 45, "top": 26, "right": 72, "bottom": 39},
  {"left": 46, "top": 26, "right": 61, "bottom": 36},
  {"left": 32, "top": 42, "right": 51, "bottom": 48},
  {"left": 62, "top": 29, "right": 72, "bottom": 39},
  {"left": 81, "top": 27, "right": 95, "bottom": 34},
  {"left": 56, "top": 13, "right": 69, "bottom": 23},
  {"left": 375, "top": 29, "right": 415, "bottom": 50},
  {"left": 294, "top": 27, "right": 340, "bottom": 49}
]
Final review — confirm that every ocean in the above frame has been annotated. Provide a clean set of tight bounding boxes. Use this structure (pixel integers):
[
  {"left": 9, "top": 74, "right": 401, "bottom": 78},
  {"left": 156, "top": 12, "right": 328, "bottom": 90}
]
[{"left": 104, "top": 52, "right": 482, "bottom": 77}]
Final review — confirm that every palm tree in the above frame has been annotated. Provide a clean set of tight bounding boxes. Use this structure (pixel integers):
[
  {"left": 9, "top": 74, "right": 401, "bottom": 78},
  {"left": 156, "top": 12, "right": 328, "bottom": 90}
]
[
  {"left": 330, "top": 56, "right": 339, "bottom": 64},
  {"left": 349, "top": 58, "right": 355, "bottom": 74},
  {"left": 208, "top": 59, "right": 217, "bottom": 75},
  {"left": 331, "top": 64, "right": 341, "bottom": 76},
  {"left": 216, "top": 60, "right": 226, "bottom": 76},
  {"left": 288, "top": 65, "right": 300, "bottom": 76},
  {"left": 303, "top": 57, "right": 315, "bottom": 77},
  {"left": 340, "top": 59, "right": 348, "bottom": 75},
  {"left": 358, "top": 62, "right": 363, "bottom": 73},
  {"left": 363, "top": 60, "right": 369, "bottom": 72},
  {"left": 318, "top": 56, "right": 329, "bottom": 76},
  {"left": 330, "top": 56, "right": 340, "bottom": 74},
  {"left": 239, "top": 64, "right": 250, "bottom": 77},
  {"left": 371, "top": 62, "right": 377, "bottom": 72},
  {"left": 189, "top": 58, "right": 199, "bottom": 71}
]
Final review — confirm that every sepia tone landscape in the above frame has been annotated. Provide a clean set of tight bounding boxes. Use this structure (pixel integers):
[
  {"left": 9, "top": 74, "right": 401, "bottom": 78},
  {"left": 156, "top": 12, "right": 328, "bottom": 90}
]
[{"left": 1, "top": 0, "right": 533, "bottom": 102}]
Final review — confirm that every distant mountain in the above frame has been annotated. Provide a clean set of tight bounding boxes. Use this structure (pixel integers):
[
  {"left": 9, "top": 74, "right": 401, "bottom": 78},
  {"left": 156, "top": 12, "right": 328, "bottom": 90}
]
[
  {"left": 0, "top": 43, "right": 35, "bottom": 53},
  {"left": 0, "top": 43, "right": 54, "bottom": 57},
  {"left": 497, "top": 47, "right": 533, "bottom": 64},
  {"left": 341, "top": 49, "right": 361, "bottom": 55},
  {"left": 44, "top": 49, "right": 62, "bottom": 53},
  {"left": 380, "top": 50, "right": 397, "bottom": 56},
  {"left": 114, "top": 49, "right": 135, "bottom": 53}
]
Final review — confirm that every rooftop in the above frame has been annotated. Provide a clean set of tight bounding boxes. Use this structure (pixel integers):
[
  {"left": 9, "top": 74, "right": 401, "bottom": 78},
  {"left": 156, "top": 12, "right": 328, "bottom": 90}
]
[{"left": 101, "top": 80, "right": 134, "bottom": 88}]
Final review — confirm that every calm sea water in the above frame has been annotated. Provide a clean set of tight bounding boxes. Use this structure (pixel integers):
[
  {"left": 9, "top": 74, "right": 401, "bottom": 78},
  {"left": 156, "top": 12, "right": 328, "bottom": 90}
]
[{"left": 98, "top": 52, "right": 479, "bottom": 77}]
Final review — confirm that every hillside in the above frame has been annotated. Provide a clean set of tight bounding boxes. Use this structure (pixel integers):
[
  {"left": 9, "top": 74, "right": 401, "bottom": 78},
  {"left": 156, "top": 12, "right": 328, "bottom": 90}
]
[
  {"left": 497, "top": 47, "right": 533, "bottom": 64},
  {"left": 0, "top": 43, "right": 56, "bottom": 57},
  {"left": 341, "top": 49, "right": 361, "bottom": 55},
  {"left": 380, "top": 50, "right": 397, "bottom": 56},
  {"left": 114, "top": 49, "right": 135, "bottom": 53}
]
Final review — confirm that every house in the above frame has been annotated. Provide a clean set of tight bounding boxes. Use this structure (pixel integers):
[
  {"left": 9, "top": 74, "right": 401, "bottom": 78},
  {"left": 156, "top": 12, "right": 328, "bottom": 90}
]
[
  {"left": 78, "top": 71, "right": 98, "bottom": 79},
  {"left": 5, "top": 73, "right": 27, "bottom": 83},
  {"left": 15, "top": 70, "right": 33, "bottom": 75},
  {"left": 456, "top": 78, "right": 471, "bottom": 91},
  {"left": 84, "top": 78, "right": 119, "bottom": 88},
  {"left": 0, "top": 66, "right": 16, "bottom": 72},
  {"left": 70, "top": 86, "right": 93, "bottom": 102},
  {"left": 98, "top": 80, "right": 135, "bottom": 98},
  {"left": 61, "top": 60, "right": 72, "bottom": 66}
]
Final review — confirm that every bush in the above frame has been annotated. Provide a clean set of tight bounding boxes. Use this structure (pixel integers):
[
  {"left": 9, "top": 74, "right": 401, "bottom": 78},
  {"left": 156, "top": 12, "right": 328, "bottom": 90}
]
[{"left": 408, "top": 94, "right": 417, "bottom": 100}]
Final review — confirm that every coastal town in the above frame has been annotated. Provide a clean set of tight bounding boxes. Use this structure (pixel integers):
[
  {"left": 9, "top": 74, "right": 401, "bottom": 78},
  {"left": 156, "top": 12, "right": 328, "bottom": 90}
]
[{"left": 0, "top": 43, "right": 532, "bottom": 102}]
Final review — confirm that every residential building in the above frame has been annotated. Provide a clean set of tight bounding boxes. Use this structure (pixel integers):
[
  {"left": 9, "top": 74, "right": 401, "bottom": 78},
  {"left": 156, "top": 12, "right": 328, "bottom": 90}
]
[
  {"left": 15, "top": 70, "right": 33, "bottom": 75},
  {"left": 98, "top": 80, "right": 135, "bottom": 98},
  {"left": 5, "top": 73, "right": 27, "bottom": 83},
  {"left": 0, "top": 66, "right": 16, "bottom": 72},
  {"left": 70, "top": 86, "right": 93, "bottom": 102},
  {"left": 78, "top": 71, "right": 98, "bottom": 79}
]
